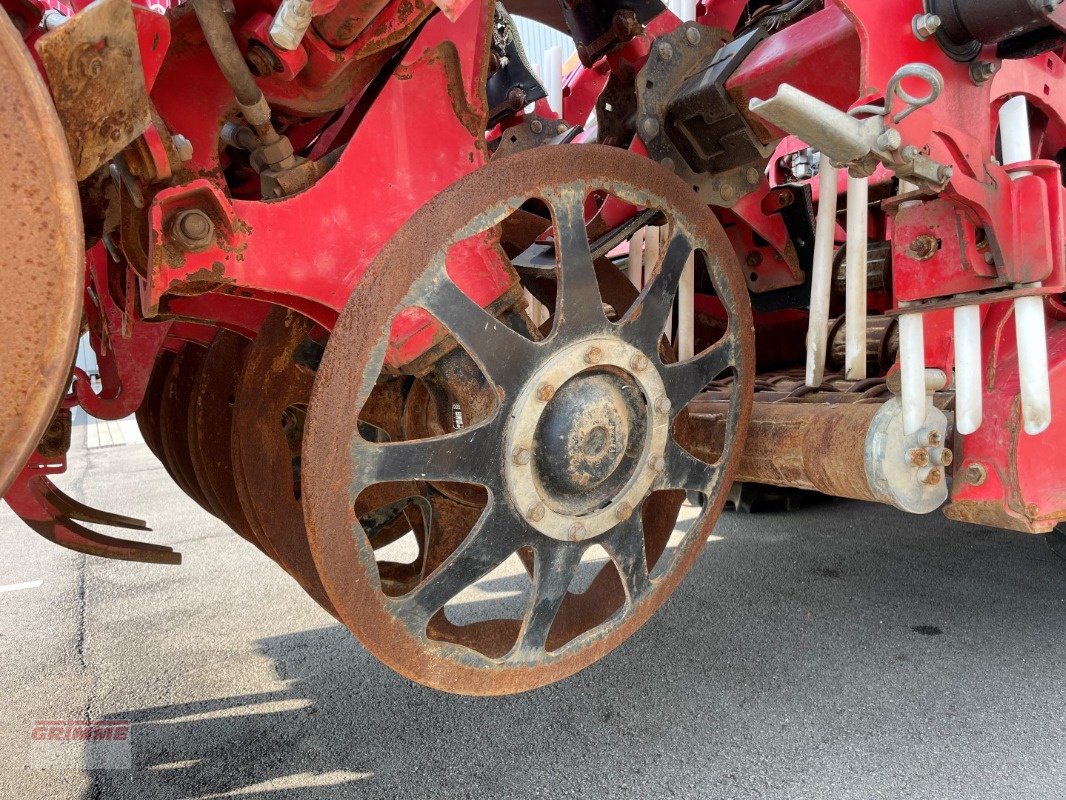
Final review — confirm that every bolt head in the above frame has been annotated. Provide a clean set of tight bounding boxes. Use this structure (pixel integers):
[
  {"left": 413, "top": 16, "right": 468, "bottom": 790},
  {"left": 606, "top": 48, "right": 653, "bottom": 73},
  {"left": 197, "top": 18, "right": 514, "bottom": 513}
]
[
  {"left": 630, "top": 354, "right": 650, "bottom": 372},
  {"left": 654, "top": 396, "right": 672, "bottom": 416},
  {"left": 649, "top": 455, "right": 666, "bottom": 474},
  {"left": 657, "top": 41, "right": 674, "bottom": 61},
  {"left": 685, "top": 26, "right": 701, "bottom": 46},
  {"left": 172, "top": 209, "right": 214, "bottom": 251},
  {"left": 527, "top": 503, "right": 546, "bottom": 523},
  {"left": 908, "top": 447, "right": 931, "bottom": 468},
  {"left": 912, "top": 13, "right": 941, "bottom": 40},
  {"left": 615, "top": 502, "right": 634, "bottom": 522},
  {"left": 876, "top": 129, "right": 902, "bottom": 151},
  {"left": 530, "top": 119, "right": 544, "bottom": 134},
  {"left": 536, "top": 383, "right": 556, "bottom": 402},
  {"left": 964, "top": 462, "right": 987, "bottom": 486},
  {"left": 568, "top": 522, "right": 586, "bottom": 540},
  {"left": 969, "top": 60, "right": 999, "bottom": 85},
  {"left": 641, "top": 117, "right": 661, "bottom": 139},
  {"left": 584, "top": 346, "right": 604, "bottom": 365},
  {"left": 927, "top": 430, "right": 943, "bottom": 447},
  {"left": 512, "top": 447, "right": 532, "bottom": 466}
]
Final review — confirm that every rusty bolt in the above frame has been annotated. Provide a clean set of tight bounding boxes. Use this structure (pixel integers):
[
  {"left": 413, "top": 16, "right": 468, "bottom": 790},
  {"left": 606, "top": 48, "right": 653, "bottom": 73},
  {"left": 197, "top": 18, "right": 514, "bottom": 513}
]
[
  {"left": 657, "top": 41, "right": 674, "bottom": 61},
  {"left": 746, "top": 167, "right": 762, "bottom": 186},
  {"left": 507, "top": 86, "right": 528, "bottom": 111},
  {"left": 964, "top": 462, "right": 987, "bottom": 486},
  {"left": 907, "top": 447, "right": 931, "bottom": 468},
  {"left": 529, "top": 119, "right": 544, "bottom": 135},
  {"left": 912, "top": 13, "right": 941, "bottom": 40},
  {"left": 584, "top": 346, "right": 604, "bottom": 365},
  {"left": 1026, "top": 503, "right": 1040, "bottom": 519},
  {"left": 171, "top": 209, "right": 215, "bottom": 252},
  {"left": 512, "top": 447, "right": 532, "bottom": 466},
  {"left": 746, "top": 252, "right": 763, "bottom": 268},
  {"left": 909, "top": 234, "right": 940, "bottom": 261},
  {"left": 568, "top": 522, "right": 586, "bottom": 540},
  {"left": 615, "top": 502, "right": 634, "bottom": 522},
  {"left": 611, "top": 9, "right": 641, "bottom": 43},
  {"left": 536, "top": 383, "right": 556, "bottom": 402},
  {"left": 685, "top": 26, "right": 702, "bottom": 46},
  {"left": 649, "top": 455, "right": 666, "bottom": 474},
  {"left": 926, "top": 430, "right": 943, "bottom": 447},
  {"left": 654, "top": 396, "right": 671, "bottom": 416},
  {"left": 720, "top": 183, "right": 737, "bottom": 202},
  {"left": 527, "top": 502, "right": 546, "bottom": 523},
  {"left": 931, "top": 447, "right": 953, "bottom": 467},
  {"left": 172, "top": 134, "right": 194, "bottom": 162},
  {"left": 918, "top": 467, "right": 943, "bottom": 486},
  {"left": 630, "top": 353, "right": 650, "bottom": 372},
  {"left": 245, "top": 42, "right": 282, "bottom": 77},
  {"left": 969, "top": 60, "right": 999, "bottom": 85}
]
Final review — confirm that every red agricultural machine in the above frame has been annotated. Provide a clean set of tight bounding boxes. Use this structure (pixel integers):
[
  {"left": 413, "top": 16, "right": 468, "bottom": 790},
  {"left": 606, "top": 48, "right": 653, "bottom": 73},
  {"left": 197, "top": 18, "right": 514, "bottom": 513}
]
[{"left": 2, "top": 0, "right": 1065, "bottom": 694}]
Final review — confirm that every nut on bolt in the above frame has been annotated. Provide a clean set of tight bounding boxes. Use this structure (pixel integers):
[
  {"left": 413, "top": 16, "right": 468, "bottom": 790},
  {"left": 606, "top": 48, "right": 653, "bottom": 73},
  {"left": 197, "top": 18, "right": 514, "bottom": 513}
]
[
  {"left": 909, "top": 234, "right": 940, "bottom": 261},
  {"left": 630, "top": 354, "right": 650, "bottom": 372},
  {"left": 527, "top": 502, "right": 546, "bottom": 523},
  {"left": 907, "top": 447, "right": 931, "bottom": 468},
  {"left": 584, "top": 346, "right": 604, "bottom": 365},
  {"left": 512, "top": 447, "right": 532, "bottom": 466},
  {"left": 615, "top": 502, "right": 634, "bottom": 522},
  {"left": 969, "top": 60, "right": 999, "bottom": 85},
  {"left": 964, "top": 462, "right": 987, "bottom": 486},
  {"left": 912, "top": 13, "right": 941, "bottom": 40},
  {"left": 536, "top": 383, "right": 556, "bottom": 402},
  {"left": 171, "top": 209, "right": 215, "bottom": 252}
]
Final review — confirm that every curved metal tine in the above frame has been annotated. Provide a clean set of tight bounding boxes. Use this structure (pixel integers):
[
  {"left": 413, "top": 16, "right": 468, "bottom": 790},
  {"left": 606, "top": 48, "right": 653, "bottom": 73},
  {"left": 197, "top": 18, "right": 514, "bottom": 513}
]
[
  {"left": 420, "top": 257, "right": 541, "bottom": 392},
  {"left": 600, "top": 513, "right": 650, "bottom": 604},
  {"left": 663, "top": 338, "right": 735, "bottom": 409},
  {"left": 659, "top": 439, "right": 717, "bottom": 493},
  {"left": 350, "top": 421, "right": 501, "bottom": 490},
  {"left": 511, "top": 541, "right": 584, "bottom": 655},
  {"left": 26, "top": 517, "right": 180, "bottom": 565},
  {"left": 389, "top": 505, "right": 528, "bottom": 630},
  {"left": 620, "top": 228, "right": 694, "bottom": 349},
  {"left": 544, "top": 187, "right": 606, "bottom": 335},
  {"left": 41, "top": 480, "right": 150, "bottom": 531}
]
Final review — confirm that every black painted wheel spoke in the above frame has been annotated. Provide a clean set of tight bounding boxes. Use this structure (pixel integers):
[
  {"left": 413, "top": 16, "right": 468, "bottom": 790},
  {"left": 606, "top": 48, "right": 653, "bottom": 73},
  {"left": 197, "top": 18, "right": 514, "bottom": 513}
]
[
  {"left": 544, "top": 188, "right": 605, "bottom": 333},
  {"left": 664, "top": 339, "right": 734, "bottom": 408},
  {"left": 513, "top": 542, "right": 584, "bottom": 653},
  {"left": 421, "top": 272, "right": 540, "bottom": 390},
  {"left": 352, "top": 422, "right": 500, "bottom": 489},
  {"left": 621, "top": 231, "right": 694, "bottom": 347},
  {"left": 601, "top": 514, "right": 650, "bottom": 603},
  {"left": 391, "top": 505, "right": 527, "bottom": 628},
  {"left": 660, "top": 439, "right": 718, "bottom": 493}
]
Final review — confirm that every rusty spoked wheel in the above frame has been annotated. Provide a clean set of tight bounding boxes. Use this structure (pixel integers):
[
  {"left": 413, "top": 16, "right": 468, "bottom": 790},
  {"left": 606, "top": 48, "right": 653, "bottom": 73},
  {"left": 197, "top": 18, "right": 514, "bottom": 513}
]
[
  {"left": 0, "top": 12, "right": 83, "bottom": 493},
  {"left": 304, "top": 145, "right": 754, "bottom": 695}
]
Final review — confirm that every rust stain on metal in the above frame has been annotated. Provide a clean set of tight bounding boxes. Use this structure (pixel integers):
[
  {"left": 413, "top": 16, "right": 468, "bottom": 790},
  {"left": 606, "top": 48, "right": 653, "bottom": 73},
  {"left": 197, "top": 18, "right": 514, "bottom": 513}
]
[{"left": 35, "top": 0, "right": 152, "bottom": 180}]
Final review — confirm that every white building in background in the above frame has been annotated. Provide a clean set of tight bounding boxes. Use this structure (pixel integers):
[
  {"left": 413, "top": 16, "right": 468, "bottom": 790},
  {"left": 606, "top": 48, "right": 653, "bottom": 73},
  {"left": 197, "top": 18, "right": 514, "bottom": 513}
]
[{"left": 512, "top": 15, "right": 576, "bottom": 73}]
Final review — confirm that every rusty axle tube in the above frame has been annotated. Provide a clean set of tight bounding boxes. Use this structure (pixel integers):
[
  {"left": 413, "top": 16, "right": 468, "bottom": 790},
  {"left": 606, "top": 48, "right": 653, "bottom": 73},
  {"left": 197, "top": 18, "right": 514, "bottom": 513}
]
[{"left": 683, "top": 398, "right": 954, "bottom": 512}]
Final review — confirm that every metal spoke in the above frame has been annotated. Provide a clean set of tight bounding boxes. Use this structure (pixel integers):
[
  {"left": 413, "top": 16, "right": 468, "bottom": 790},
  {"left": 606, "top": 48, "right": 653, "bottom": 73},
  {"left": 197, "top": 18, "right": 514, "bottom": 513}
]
[
  {"left": 620, "top": 230, "right": 693, "bottom": 348},
  {"left": 663, "top": 338, "right": 734, "bottom": 408},
  {"left": 659, "top": 439, "right": 718, "bottom": 493},
  {"left": 544, "top": 188, "right": 605, "bottom": 334},
  {"left": 421, "top": 270, "right": 541, "bottom": 391},
  {"left": 513, "top": 542, "right": 584, "bottom": 653},
  {"left": 601, "top": 514, "right": 650, "bottom": 604},
  {"left": 351, "top": 421, "right": 501, "bottom": 489},
  {"left": 389, "top": 505, "right": 527, "bottom": 629}
]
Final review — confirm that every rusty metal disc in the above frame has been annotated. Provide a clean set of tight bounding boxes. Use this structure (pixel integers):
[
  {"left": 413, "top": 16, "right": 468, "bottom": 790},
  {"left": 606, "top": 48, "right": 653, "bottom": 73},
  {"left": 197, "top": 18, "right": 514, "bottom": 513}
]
[
  {"left": 137, "top": 349, "right": 176, "bottom": 469},
  {"left": 304, "top": 145, "right": 755, "bottom": 695},
  {"left": 188, "top": 329, "right": 262, "bottom": 549},
  {"left": 230, "top": 308, "right": 337, "bottom": 613},
  {"left": 158, "top": 345, "right": 220, "bottom": 516},
  {"left": 0, "top": 13, "right": 84, "bottom": 494}
]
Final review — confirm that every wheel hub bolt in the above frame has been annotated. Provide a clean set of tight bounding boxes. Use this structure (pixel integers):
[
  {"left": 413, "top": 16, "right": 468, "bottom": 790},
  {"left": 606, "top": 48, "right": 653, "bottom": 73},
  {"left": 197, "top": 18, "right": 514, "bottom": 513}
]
[
  {"left": 513, "top": 447, "right": 532, "bottom": 466},
  {"left": 568, "top": 522, "right": 586, "bottom": 540},
  {"left": 654, "top": 396, "right": 671, "bottom": 416},
  {"left": 907, "top": 447, "right": 930, "bottom": 468},
  {"left": 630, "top": 354, "right": 650, "bottom": 372},
  {"left": 584, "top": 346, "right": 603, "bottom": 365},
  {"left": 615, "top": 502, "right": 634, "bottom": 522},
  {"left": 685, "top": 26, "right": 701, "bottom": 46},
  {"left": 527, "top": 503, "right": 546, "bottom": 522},
  {"left": 536, "top": 383, "right": 556, "bottom": 402},
  {"left": 649, "top": 455, "right": 666, "bottom": 474},
  {"left": 918, "top": 466, "right": 943, "bottom": 486}
]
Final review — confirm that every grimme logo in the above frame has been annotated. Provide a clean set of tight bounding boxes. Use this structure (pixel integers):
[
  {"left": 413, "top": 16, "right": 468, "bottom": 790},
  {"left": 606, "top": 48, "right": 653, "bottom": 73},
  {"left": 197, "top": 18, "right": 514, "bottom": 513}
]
[{"left": 30, "top": 719, "right": 132, "bottom": 769}]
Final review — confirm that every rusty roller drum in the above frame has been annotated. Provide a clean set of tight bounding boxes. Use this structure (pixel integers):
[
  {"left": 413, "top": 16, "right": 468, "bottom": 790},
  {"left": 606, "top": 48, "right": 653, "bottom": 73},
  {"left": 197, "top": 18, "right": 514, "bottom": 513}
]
[{"left": 0, "top": 12, "right": 84, "bottom": 494}]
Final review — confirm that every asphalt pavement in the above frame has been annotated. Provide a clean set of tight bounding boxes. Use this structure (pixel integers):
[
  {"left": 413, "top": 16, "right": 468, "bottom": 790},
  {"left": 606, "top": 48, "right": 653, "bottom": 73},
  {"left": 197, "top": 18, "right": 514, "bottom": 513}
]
[{"left": 1, "top": 425, "right": 1065, "bottom": 800}]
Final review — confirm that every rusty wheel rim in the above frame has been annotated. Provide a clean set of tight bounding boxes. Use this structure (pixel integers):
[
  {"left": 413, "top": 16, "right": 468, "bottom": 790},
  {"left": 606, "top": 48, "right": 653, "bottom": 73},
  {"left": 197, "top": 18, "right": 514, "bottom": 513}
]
[
  {"left": 304, "top": 145, "right": 755, "bottom": 695},
  {"left": 0, "top": 12, "right": 83, "bottom": 493},
  {"left": 159, "top": 345, "right": 219, "bottom": 516}
]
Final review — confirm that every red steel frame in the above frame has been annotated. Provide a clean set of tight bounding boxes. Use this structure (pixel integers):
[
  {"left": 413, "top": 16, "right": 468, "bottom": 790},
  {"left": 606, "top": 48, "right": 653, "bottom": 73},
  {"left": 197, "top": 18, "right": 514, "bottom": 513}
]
[{"left": 4, "top": 0, "right": 1066, "bottom": 535}]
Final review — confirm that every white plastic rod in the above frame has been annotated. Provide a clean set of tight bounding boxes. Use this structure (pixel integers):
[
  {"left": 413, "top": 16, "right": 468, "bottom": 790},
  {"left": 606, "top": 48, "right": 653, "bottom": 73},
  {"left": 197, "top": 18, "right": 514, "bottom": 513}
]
[
  {"left": 544, "top": 46, "right": 564, "bottom": 116},
  {"left": 672, "top": 0, "right": 697, "bottom": 360},
  {"left": 953, "top": 304, "right": 983, "bottom": 435},
  {"left": 844, "top": 174, "right": 869, "bottom": 380},
  {"left": 999, "top": 96, "right": 1033, "bottom": 172},
  {"left": 661, "top": 227, "right": 674, "bottom": 341},
  {"left": 1001, "top": 96, "right": 1052, "bottom": 434},
  {"left": 628, "top": 228, "right": 645, "bottom": 289},
  {"left": 643, "top": 225, "right": 660, "bottom": 285},
  {"left": 899, "top": 312, "right": 928, "bottom": 435},
  {"left": 1014, "top": 295, "right": 1052, "bottom": 434},
  {"left": 806, "top": 161, "right": 839, "bottom": 386}
]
